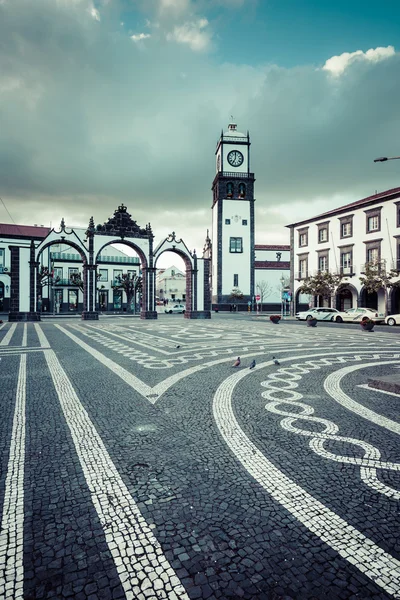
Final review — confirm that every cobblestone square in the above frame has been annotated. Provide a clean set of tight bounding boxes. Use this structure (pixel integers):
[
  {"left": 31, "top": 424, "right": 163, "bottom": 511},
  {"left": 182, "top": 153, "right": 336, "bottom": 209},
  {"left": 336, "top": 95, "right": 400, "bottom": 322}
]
[{"left": 0, "top": 316, "right": 400, "bottom": 599}]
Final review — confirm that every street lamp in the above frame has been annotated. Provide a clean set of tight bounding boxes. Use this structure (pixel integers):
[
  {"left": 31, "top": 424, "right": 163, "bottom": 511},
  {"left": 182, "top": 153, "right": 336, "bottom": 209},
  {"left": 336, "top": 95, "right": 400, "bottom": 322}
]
[
  {"left": 280, "top": 275, "right": 285, "bottom": 320},
  {"left": 374, "top": 156, "right": 400, "bottom": 162}
]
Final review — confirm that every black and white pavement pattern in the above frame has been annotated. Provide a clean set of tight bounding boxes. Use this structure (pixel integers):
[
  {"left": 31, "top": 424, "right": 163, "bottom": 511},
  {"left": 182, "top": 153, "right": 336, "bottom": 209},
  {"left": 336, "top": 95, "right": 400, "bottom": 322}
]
[{"left": 0, "top": 316, "right": 400, "bottom": 599}]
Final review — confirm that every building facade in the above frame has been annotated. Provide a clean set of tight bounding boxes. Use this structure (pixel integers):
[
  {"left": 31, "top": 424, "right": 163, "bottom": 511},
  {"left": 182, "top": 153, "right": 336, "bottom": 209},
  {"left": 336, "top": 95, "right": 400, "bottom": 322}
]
[
  {"left": 155, "top": 266, "right": 186, "bottom": 303},
  {"left": 287, "top": 187, "right": 400, "bottom": 315},
  {"left": 0, "top": 224, "right": 141, "bottom": 314}
]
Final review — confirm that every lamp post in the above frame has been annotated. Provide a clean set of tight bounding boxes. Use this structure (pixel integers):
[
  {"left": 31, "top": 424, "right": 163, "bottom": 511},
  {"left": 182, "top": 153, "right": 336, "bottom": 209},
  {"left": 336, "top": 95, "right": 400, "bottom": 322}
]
[
  {"left": 374, "top": 156, "right": 400, "bottom": 162},
  {"left": 280, "top": 274, "right": 285, "bottom": 320}
]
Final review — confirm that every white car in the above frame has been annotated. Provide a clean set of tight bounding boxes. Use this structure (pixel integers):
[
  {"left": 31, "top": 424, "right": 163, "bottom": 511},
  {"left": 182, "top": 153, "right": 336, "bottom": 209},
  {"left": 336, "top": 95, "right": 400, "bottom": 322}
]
[
  {"left": 295, "top": 308, "right": 341, "bottom": 321},
  {"left": 385, "top": 313, "right": 400, "bottom": 326},
  {"left": 335, "top": 307, "right": 385, "bottom": 324},
  {"left": 164, "top": 304, "right": 185, "bottom": 314}
]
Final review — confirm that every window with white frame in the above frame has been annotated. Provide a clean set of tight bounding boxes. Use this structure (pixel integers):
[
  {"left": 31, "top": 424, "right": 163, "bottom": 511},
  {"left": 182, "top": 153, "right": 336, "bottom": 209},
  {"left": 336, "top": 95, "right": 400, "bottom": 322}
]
[
  {"left": 341, "top": 222, "right": 352, "bottom": 237},
  {"left": 367, "top": 215, "right": 379, "bottom": 232},
  {"left": 318, "top": 255, "right": 328, "bottom": 272},
  {"left": 367, "top": 247, "right": 379, "bottom": 264},
  {"left": 299, "top": 232, "right": 308, "bottom": 247},
  {"left": 299, "top": 258, "right": 308, "bottom": 278},
  {"left": 340, "top": 251, "right": 352, "bottom": 274},
  {"left": 0, "top": 248, "right": 4, "bottom": 266},
  {"left": 53, "top": 267, "right": 63, "bottom": 281},
  {"left": 318, "top": 228, "right": 328, "bottom": 243},
  {"left": 98, "top": 269, "right": 108, "bottom": 281}
]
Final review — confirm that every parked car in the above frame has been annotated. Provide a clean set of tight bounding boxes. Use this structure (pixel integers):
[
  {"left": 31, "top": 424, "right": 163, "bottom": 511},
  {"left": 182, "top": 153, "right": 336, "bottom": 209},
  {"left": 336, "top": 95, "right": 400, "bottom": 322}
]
[
  {"left": 295, "top": 307, "right": 342, "bottom": 321},
  {"left": 385, "top": 313, "right": 400, "bottom": 326},
  {"left": 165, "top": 304, "right": 185, "bottom": 314},
  {"left": 334, "top": 307, "right": 385, "bottom": 324}
]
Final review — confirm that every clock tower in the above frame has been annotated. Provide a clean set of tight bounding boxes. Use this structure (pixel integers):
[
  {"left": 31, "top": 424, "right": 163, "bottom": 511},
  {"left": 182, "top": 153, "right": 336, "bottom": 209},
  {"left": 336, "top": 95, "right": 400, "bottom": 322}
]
[{"left": 211, "top": 122, "right": 255, "bottom": 307}]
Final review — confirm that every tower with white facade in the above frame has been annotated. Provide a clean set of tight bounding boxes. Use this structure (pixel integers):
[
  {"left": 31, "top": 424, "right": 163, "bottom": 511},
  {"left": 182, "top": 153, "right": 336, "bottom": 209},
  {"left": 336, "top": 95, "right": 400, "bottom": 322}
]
[{"left": 211, "top": 122, "right": 255, "bottom": 306}]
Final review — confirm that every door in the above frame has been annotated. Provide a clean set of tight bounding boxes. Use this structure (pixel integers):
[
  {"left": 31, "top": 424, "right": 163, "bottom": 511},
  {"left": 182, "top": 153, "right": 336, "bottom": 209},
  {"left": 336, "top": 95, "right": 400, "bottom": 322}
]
[
  {"left": 99, "top": 290, "right": 108, "bottom": 311},
  {"left": 68, "top": 289, "right": 78, "bottom": 312}
]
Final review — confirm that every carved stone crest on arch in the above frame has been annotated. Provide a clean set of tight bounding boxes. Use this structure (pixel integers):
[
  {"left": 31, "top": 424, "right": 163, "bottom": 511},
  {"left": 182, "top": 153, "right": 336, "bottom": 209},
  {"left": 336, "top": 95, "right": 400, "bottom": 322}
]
[{"left": 95, "top": 204, "right": 153, "bottom": 240}]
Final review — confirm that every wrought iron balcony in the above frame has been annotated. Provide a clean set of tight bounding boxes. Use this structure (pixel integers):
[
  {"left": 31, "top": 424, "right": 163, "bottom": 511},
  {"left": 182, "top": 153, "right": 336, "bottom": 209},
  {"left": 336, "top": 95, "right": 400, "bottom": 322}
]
[
  {"left": 339, "top": 266, "right": 354, "bottom": 276},
  {"left": 360, "top": 260, "right": 386, "bottom": 274}
]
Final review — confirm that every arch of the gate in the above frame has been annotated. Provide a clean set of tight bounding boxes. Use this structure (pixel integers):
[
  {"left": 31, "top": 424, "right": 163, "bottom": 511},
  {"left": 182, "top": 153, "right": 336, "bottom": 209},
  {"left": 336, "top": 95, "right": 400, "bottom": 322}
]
[
  {"left": 34, "top": 221, "right": 89, "bottom": 316},
  {"left": 92, "top": 204, "right": 156, "bottom": 320},
  {"left": 153, "top": 232, "right": 211, "bottom": 319}
]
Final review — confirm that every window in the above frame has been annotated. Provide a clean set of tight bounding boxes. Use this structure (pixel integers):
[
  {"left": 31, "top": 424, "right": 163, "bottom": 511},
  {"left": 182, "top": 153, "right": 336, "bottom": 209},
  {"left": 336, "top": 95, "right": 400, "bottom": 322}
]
[
  {"left": 171, "top": 270, "right": 175, "bottom": 276},
  {"left": 225, "top": 219, "right": 231, "bottom": 225},
  {"left": 230, "top": 237, "right": 243, "bottom": 253},
  {"left": 234, "top": 274, "right": 239, "bottom": 287},
  {"left": 98, "top": 269, "right": 108, "bottom": 281},
  {"left": 318, "top": 228, "right": 328, "bottom": 242},
  {"left": 340, "top": 251, "right": 352, "bottom": 275},
  {"left": 238, "top": 183, "right": 246, "bottom": 197},
  {"left": 318, "top": 255, "right": 328, "bottom": 272},
  {"left": 367, "top": 215, "right": 379, "bottom": 232},
  {"left": 0, "top": 248, "right": 4, "bottom": 266},
  {"left": 226, "top": 182, "right": 234, "bottom": 197},
  {"left": 367, "top": 247, "right": 379, "bottom": 264},
  {"left": 341, "top": 222, "right": 352, "bottom": 237},
  {"left": 68, "top": 267, "right": 79, "bottom": 283},
  {"left": 53, "top": 267, "right": 63, "bottom": 281},
  {"left": 113, "top": 269, "right": 123, "bottom": 281},
  {"left": 242, "top": 219, "right": 247, "bottom": 226},
  {"left": 299, "top": 232, "right": 308, "bottom": 247},
  {"left": 298, "top": 258, "right": 308, "bottom": 279}
]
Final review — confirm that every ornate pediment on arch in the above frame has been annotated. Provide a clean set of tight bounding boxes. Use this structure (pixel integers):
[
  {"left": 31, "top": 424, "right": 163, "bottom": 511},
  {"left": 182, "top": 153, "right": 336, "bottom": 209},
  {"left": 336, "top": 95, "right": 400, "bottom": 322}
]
[{"left": 95, "top": 204, "right": 153, "bottom": 239}]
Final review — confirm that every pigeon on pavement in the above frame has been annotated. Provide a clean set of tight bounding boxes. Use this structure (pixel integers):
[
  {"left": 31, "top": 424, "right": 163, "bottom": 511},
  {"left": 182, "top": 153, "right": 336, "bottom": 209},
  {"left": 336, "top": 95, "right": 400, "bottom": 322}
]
[
  {"left": 272, "top": 356, "right": 280, "bottom": 365},
  {"left": 176, "top": 345, "right": 181, "bottom": 348},
  {"left": 249, "top": 359, "right": 256, "bottom": 370},
  {"left": 232, "top": 357, "right": 241, "bottom": 367}
]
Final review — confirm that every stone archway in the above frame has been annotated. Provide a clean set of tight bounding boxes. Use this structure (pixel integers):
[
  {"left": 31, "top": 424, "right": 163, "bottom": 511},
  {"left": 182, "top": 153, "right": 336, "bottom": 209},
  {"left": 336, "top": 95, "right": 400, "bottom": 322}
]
[
  {"left": 153, "top": 232, "right": 211, "bottom": 319},
  {"left": 335, "top": 283, "right": 358, "bottom": 311}
]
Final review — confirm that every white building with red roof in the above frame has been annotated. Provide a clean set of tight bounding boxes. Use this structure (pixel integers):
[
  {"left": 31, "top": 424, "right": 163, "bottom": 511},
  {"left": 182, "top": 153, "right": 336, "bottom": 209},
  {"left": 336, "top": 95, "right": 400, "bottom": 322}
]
[{"left": 287, "top": 187, "right": 400, "bottom": 315}]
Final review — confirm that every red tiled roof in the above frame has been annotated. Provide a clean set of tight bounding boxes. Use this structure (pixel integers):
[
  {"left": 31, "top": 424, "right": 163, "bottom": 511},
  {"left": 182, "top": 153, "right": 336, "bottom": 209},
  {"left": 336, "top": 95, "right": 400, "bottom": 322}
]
[
  {"left": 286, "top": 187, "right": 400, "bottom": 228},
  {"left": 0, "top": 223, "right": 50, "bottom": 238},
  {"left": 255, "top": 244, "right": 290, "bottom": 251},
  {"left": 255, "top": 261, "right": 290, "bottom": 269}
]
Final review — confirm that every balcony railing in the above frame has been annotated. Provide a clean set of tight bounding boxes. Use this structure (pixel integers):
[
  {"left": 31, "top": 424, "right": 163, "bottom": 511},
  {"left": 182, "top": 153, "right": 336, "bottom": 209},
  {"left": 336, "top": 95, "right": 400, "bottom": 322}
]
[
  {"left": 221, "top": 171, "right": 254, "bottom": 179},
  {"left": 391, "top": 259, "right": 400, "bottom": 271},
  {"left": 360, "top": 260, "right": 386, "bottom": 274},
  {"left": 50, "top": 252, "right": 81, "bottom": 261},
  {"left": 339, "top": 266, "right": 354, "bottom": 276},
  {"left": 98, "top": 255, "right": 139, "bottom": 264},
  {"left": 50, "top": 252, "right": 139, "bottom": 264},
  {"left": 297, "top": 271, "right": 308, "bottom": 279}
]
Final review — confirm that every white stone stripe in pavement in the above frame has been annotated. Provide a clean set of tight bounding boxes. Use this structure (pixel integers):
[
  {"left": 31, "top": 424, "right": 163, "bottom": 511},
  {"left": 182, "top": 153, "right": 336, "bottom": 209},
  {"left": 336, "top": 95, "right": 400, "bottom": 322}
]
[
  {"left": 0, "top": 323, "right": 17, "bottom": 346},
  {"left": 358, "top": 383, "right": 400, "bottom": 398},
  {"left": 43, "top": 348, "right": 189, "bottom": 600},
  {"left": 21, "top": 324, "right": 27, "bottom": 348},
  {"left": 0, "top": 354, "right": 26, "bottom": 599},
  {"left": 34, "top": 323, "right": 50, "bottom": 348},
  {"left": 213, "top": 363, "right": 400, "bottom": 599},
  {"left": 324, "top": 361, "right": 400, "bottom": 435}
]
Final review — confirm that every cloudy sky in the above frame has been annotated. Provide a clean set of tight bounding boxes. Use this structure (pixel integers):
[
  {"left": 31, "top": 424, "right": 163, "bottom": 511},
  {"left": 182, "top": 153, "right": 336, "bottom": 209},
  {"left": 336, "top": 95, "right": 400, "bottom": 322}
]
[{"left": 1, "top": 0, "right": 400, "bottom": 264}]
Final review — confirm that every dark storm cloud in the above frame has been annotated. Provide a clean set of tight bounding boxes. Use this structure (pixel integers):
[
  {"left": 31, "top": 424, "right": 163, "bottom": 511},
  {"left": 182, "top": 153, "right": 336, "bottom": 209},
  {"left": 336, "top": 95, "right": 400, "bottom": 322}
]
[{"left": 0, "top": 0, "right": 399, "bottom": 250}]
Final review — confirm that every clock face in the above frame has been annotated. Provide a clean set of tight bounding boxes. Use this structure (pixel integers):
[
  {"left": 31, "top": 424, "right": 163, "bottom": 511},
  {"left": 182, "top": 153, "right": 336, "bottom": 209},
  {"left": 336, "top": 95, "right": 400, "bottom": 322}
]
[{"left": 227, "top": 150, "right": 244, "bottom": 167}]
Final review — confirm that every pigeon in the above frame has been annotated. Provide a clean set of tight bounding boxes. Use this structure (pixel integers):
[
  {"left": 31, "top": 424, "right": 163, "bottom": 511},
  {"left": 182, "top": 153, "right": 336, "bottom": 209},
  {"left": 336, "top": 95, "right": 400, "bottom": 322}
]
[
  {"left": 176, "top": 345, "right": 181, "bottom": 349},
  {"left": 232, "top": 357, "right": 241, "bottom": 368},
  {"left": 249, "top": 359, "right": 256, "bottom": 370},
  {"left": 272, "top": 356, "right": 280, "bottom": 365}
]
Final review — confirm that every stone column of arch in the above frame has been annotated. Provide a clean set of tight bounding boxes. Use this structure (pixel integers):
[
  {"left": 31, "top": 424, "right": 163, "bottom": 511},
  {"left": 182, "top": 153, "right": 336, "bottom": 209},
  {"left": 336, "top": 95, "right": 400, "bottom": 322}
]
[
  {"left": 82, "top": 265, "right": 99, "bottom": 320},
  {"left": 141, "top": 266, "right": 157, "bottom": 320}
]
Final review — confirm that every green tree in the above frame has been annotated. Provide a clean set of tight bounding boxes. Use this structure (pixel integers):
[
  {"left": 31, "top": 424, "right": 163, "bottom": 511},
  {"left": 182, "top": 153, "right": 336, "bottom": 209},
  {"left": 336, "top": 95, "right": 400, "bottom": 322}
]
[
  {"left": 112, "top": 272, "right": 142, "bottom": 313},
  {"left": 359, "top": 260, "right": 400, "bottom": 293},
  {"left": 301, "top": 271, "right": 342, "bottom": 307}
]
